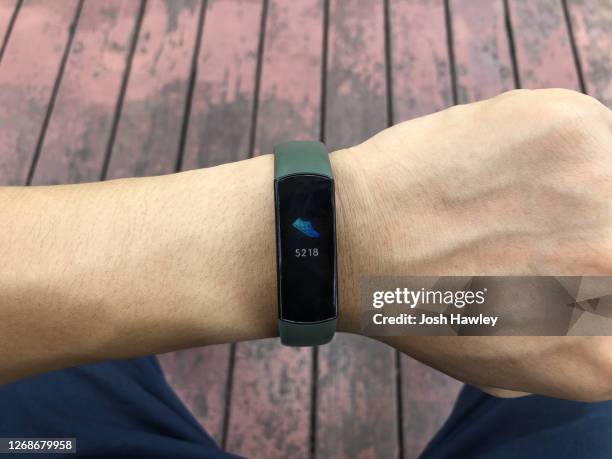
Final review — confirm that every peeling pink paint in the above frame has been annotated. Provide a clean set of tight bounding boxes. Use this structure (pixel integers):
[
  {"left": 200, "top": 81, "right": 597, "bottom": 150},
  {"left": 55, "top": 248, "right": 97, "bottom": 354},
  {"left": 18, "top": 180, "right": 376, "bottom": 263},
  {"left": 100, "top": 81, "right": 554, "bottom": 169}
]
[
  {"left": 0, "top": 0, "right": 18, "bottom": 40},
  {"left": 107, "top": 0, "right": 203, "bottom": 179},
  {"left": 318, "top": 335, "right": 399, "bottom": 459},
  {"left": 254, "top": 0, "right": 324, "bottom": 154},
  {"left": 509, "top": 0, "right": 580, "bottom": 90},
  {"left": 227, "top": 339, "right": 313, "bottom": 458},
  {"left": 390, "top": 0, "right": 453, "bottom": 121},
  {"left": 328, "top": 0, "right": 387, "bottom": 97},
  {"left": 182, "top": 0, "right": 262, "bottom": 169},
  {"left": 401, "top": 359, "right": 462, "bottom": 458},
  {"left": 159, "top": 345, "right": 232, "bottom": 445},
  {"left": 196, "top": 0, "right": 261, "bottom": 106},
  {"left": 0, "top": 0, "right": 79, "bottom": 185},
  {"left": 325, "top": 0, "right": 388, "bottom": 150},
  {"left": 567, "top": 0, "right": 612, "bottom": 106},
  {"left": 121, "top": 0, "right": 201, "bottom": 101},
  {"left": 451, "top": 0, "right": 514, "bottom": 103},
  {"left": 32, "top": 0, "right": 139, "bottom": 185}
]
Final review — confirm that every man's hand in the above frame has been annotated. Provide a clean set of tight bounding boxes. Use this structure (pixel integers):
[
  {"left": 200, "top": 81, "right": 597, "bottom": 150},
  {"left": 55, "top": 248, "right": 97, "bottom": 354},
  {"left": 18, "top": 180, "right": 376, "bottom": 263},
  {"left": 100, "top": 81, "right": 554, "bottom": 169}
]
[{"left": 332, "top": 88, "right": 612, "bottom": 401}]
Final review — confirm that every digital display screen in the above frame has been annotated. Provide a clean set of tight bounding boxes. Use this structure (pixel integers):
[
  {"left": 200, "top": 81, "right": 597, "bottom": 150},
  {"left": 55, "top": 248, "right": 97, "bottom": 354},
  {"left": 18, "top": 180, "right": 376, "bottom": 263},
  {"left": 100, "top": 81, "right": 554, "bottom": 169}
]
[{"left": 275, "top": 174, "right": 337, "bottom": 323}]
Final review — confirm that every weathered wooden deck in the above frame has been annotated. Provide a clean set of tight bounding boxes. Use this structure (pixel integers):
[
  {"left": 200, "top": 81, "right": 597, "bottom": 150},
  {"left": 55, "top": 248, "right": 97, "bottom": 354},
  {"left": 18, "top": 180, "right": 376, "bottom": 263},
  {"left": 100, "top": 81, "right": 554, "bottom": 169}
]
[{"left": 0, "top": 0, "right": 610, "bottom": 457}]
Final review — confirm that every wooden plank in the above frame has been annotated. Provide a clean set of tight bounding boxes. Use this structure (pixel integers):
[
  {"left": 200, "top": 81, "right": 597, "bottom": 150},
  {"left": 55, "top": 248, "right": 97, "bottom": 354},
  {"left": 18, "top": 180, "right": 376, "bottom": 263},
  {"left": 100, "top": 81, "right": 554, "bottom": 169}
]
[
  {"left": 324, "top": 0, "right": 388, "bottom": 148},
  {"left": 317, "top": 337, "right": 399, "bottom": 459},
  {"left": 0, "top": 0, "right": 79, "bottom": 185},
  {"left": 390, "top": 0, "right": 452, "bottom": 122},
  {"left": 251, "top": 0, "right": 324, "bottom": 155},
  {"left": 228, "top": 339, "right": 313, "bottom": 458},
  {"left": 389, "top": 3, "right": 462, "bottom": 458},
  {"left": 316, "top": 1, "right": 399, "bottom": 458},
  {"left": 401, "top": 361, "right": 461, "bottom": 458},
  {"left": 0, "top": 0, "right": 18, "bottom": 50},
  {"left": 182, "top": 0, "right": 262, "bottom": 170},
  {"left": 225, "top": 1, "right": 324, "bottom": 457},
  {"left": 163, "top": 0, "right": 263, "bottom": 446},
  {"left": 158, "top": 345, "right": 231, "bottom": 442},
  {"left": 106, "top": 0, "right": 202, "bottom": 179},
  {"left": 31, "top": 0, "right": 140, "bottom": 185},
  {"left": 567, "top": 0, "right": 612, "bottom": 106},
  {"left": 450, "top": 0, "right": 515, "bottom": 102},
  {"left": 508, "top": 0, "right": 580, "bottom": 90}
]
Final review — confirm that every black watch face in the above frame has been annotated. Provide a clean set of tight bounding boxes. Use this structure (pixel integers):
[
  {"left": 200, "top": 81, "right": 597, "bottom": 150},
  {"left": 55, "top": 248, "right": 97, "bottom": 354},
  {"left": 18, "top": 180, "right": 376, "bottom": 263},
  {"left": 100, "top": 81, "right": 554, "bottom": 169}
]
[{"left": 275, "top": 174, "right": 337, "bottom": 323}]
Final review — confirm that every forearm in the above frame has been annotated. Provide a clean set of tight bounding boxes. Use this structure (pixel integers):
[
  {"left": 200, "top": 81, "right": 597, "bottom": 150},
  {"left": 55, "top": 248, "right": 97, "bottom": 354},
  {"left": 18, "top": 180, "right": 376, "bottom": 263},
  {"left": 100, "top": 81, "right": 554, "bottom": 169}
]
[
  {"left": 0, "top": 158, "right": 281, "bottom": 382},
  {"left": 0, "top": 149, "right": 381, "bottom": 384}
]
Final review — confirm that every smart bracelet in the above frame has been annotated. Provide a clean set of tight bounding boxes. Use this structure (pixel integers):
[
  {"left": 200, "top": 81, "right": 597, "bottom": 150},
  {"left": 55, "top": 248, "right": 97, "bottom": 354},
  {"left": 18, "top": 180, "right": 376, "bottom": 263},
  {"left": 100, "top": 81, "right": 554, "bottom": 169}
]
[{"left": 274, "top": 141, "right": 338, "bottom": 346}]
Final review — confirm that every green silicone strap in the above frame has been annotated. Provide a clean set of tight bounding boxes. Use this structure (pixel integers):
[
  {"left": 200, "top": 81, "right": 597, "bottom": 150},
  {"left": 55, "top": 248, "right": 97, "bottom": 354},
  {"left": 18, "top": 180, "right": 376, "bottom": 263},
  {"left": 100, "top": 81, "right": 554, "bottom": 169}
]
[
  {"left": 274, "top": 141, "right": 332, "bottom": 179},
  {"left": 274, "top": 141, "right": 337, "bottom": 347},
  {"left": 278, "top": 318, "right": 337, "bottom": 347}
]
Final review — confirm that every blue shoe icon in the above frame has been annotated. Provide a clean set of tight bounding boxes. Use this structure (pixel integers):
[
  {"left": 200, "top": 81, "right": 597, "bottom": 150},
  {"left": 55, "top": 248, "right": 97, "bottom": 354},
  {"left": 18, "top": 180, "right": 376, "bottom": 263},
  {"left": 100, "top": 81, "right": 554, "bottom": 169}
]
[{"left": 292, "top": 218, "right": 320, "bottom": 238}]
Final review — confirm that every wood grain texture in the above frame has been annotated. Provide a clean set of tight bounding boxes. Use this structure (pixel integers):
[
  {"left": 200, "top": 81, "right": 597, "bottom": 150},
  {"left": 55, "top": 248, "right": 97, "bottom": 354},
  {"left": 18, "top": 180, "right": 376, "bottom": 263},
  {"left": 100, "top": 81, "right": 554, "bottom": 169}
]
[
  {"left": 227, "top": 339, "right": 313, "bottom": 458},
  {"left": 31, "top": 0, "right": 139, "bottom": 185},
  {"left": 401, "top": 361, "right": 461, "bottom": 459},
  {"left": 317, "top": 336, "right": 399, "bottom": 459},
  {"left": 388, "top": 2, "right": 462, "bottom": 458},
  {"left": 0, "top": 0, "right": 18, "bottom": 48},
  {"left": 567, "top": 0, "right": 612, "bottom": 106},
  {"left": 508, "top": 0, "right": 580, "bottom": 89},
  {"left": 450, "top": 0, "right": 514, "bottom": 102},
  {"left": 182, "top": 0, "right": 263, "bottom": 169},
  {"left": 225, "top": 1, "right": 324, "bottom": 457},
  {"left": 0, "top": 0, "right": 79, "bottom": 185},
  {"left": 325, "top": 0, "right": 388, "bottom": 148},
  {"left": 317, "top": 1, "right": 399, "bottom": 458},
  {"left": 389, "top": 0, "right": 452, "bottom": 122},
  {"left": 158, "top": 345, "right": 232, "bottom": 444},
  {"left": 106, "top": 0, "right": 202, "bottom": 179},
  {"left": 160, "top": 0, "right": 263, "bottom": 446},
  {"left": 252, "top": 0, "right": 324, "bottom": 155}
]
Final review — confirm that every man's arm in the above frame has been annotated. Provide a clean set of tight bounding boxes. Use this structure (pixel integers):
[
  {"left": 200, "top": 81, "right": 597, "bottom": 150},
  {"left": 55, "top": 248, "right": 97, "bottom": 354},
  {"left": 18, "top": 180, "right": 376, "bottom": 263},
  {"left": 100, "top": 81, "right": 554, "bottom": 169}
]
[
  {"left": 1, "top": 88, "right": 611, "bottom": 401},
  {"left": 0, "top": 157, "right": 279, "bottom": 383}
]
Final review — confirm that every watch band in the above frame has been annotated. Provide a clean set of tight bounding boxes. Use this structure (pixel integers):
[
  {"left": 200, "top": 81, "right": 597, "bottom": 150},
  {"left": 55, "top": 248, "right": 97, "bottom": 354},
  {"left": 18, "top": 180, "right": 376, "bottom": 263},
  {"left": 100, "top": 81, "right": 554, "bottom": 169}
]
[
  {"left": 278, "top": 317, "right": 337, "bottom": 347},
  {"left": 274, "top": 140, "right": 333, "bottom": 179},
  {"left": 274, "top": 141, "right": 337, "bottom": 347}
]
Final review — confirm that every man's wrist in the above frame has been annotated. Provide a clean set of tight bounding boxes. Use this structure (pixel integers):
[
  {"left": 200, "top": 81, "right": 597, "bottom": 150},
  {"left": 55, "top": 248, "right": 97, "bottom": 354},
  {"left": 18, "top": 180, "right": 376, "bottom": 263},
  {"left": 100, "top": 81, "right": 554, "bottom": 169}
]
[{"left": 329, "top": 147, "right": 377, "bottom": 335}]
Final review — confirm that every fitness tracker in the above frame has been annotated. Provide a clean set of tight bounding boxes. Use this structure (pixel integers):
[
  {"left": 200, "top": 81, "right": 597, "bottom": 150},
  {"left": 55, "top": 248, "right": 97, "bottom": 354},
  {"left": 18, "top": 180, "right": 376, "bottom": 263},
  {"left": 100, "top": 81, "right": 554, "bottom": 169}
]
[{"left": 274, "top": 141, "right": 338, "bottom": 346}]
